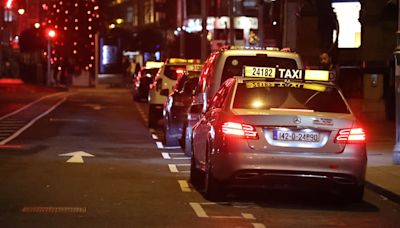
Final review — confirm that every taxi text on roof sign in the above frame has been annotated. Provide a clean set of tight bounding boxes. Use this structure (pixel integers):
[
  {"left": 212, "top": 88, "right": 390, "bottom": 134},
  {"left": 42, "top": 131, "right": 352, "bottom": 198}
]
[
  {"left": 243, "top": 66, "right": 331, "bottom": 82},
  {"left": 145, "top": 61, "right": 164, "bottom": 69},
  {"left": 245, "top": 81, "right": 327, "bottom": 92},
  {"left": 186, "top": 64, "right": 203, "bottom": 72}
]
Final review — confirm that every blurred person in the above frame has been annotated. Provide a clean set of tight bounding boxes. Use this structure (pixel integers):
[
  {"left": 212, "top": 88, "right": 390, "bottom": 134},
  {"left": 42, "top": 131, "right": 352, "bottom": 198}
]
[{"left": 319, "top": 52, "right": 334, "bottom": 70}]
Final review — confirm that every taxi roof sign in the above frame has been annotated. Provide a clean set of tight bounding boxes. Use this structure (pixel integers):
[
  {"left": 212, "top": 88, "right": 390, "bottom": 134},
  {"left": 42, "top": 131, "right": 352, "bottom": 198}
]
[
  {"left": 145, "top": 61, "right": 163, "bottom": 69},
  {"left": 243, "top": 66, "right": 333, "bottom": 82},
  {"left": 186, "top": 64, "right": 203, "bottom": 72},
  {"left": 166, "top": 58, "right": 201, "bottom": 64}
]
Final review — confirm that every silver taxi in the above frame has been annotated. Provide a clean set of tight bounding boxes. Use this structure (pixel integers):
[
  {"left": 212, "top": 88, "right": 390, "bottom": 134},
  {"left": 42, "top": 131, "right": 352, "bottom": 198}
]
[{"left": 191, "top": 67, "right": 367, "bottom": 201}]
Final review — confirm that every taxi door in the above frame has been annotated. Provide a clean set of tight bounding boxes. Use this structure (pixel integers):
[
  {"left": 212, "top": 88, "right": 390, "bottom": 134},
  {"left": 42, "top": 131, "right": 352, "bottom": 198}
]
[{"left": 193, "top": 82, "right": 231, "bottom": 170}]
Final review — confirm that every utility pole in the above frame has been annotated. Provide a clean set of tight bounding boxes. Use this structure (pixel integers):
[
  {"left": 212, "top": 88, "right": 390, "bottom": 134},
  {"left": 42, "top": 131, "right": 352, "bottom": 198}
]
[
  {"left": 258, "top": 0, "right": 264, "bottom": 47},
  {"left": 393, "top": 2, "right": 400, "bottom": 164},
  {"left": 179, "top": 0, "right": 186, "bottom": 58},
  {"left": 201, "top": 0, "right": 207, "bottom": 62},
  {"left": 229, "top": 0, "right": 235, "bottom": 45}
]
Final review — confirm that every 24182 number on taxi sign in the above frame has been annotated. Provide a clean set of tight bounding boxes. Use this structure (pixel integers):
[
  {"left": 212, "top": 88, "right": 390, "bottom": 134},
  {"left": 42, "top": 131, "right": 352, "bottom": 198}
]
[{"left": 244, "top": 66, "right": 276, "bottom": 78}]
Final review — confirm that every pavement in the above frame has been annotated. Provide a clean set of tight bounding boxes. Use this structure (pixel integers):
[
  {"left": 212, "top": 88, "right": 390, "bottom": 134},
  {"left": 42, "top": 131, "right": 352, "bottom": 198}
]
[{"left": 1, "top": 80, "right": 400, "bottom": 204}]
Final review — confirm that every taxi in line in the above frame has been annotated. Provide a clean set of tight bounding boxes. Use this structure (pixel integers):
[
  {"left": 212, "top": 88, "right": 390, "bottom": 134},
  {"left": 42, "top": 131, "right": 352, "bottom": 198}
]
[{"left": 190, "top": 66, "right": 366, "bottom": 202}]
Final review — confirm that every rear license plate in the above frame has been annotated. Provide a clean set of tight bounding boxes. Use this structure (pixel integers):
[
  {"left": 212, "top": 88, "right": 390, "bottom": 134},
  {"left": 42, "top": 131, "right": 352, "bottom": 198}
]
[{"left": 273, "top": 130, "right": 319, "bottom": 142}]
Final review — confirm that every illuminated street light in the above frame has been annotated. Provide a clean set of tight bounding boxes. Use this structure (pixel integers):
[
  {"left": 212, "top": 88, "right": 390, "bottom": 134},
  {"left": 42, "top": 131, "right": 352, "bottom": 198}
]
[
  {"left": 18, "top": 8, "right": 25, "bottom": 15},
  {"left": 34, "top": 23, "right": 41, "bottom": 29},
  {"left": 46, "top": 29, "right": 57, "bottom": 86}
]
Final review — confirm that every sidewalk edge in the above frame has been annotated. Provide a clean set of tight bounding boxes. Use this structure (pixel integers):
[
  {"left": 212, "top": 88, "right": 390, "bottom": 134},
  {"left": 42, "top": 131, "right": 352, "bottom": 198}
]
[{"left": 365, "top": 181, "right": 400, "bottom": 204}]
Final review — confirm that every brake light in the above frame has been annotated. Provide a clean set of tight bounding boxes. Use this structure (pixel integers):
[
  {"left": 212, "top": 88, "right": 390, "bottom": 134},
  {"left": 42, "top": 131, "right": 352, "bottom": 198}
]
[
  {"left": 335, "top": 128, "right": 365, "bottom": 143},
  {"left": 222, "top": 122, "right": 258, "bottom": 140},
  {"left": 176, "top": 69, "right": 185, "bottom": 74}
]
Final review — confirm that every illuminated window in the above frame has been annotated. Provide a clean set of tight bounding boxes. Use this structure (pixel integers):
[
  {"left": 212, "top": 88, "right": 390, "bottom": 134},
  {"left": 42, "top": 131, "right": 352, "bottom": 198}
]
[
  {"left": 144, "top": 0, "right": 154, "bottom": 24},
  {"left": 332, "top": 1, "right": 361, "bottom": 48}
]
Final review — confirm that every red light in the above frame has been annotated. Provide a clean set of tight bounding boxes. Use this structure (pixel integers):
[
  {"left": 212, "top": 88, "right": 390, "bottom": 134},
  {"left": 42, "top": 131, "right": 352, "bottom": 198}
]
[
  {"left": 176, "top": 69, "right": 185, "bottom": 74},
  {"left": 47, "top": 29, "right": 56, "bottom": 38},
  {"left": 222, "top": 122, "right": 258, "bottom": 140},
  {"left": 335, "top": 128, "right": 365, "bottom": 143},
  {"left": 5, "top": 0, "right": 13, "bottom": 9}
]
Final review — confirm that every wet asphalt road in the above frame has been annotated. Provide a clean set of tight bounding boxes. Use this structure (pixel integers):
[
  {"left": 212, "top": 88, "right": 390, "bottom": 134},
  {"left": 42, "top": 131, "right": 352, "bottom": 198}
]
[{"left": 0, "top": 87, "right": 399, "bottom": 228}]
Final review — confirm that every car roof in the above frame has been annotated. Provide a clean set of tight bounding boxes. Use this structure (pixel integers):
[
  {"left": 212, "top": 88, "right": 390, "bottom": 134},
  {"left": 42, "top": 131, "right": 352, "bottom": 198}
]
[{"left": 217, "top": 49, "right": 301, "bottom": 59}]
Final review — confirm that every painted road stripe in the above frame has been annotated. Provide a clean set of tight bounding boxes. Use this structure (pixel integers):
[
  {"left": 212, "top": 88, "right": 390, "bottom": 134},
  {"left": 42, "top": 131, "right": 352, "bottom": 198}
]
[
  {"left": 22, "top": 207, "right": 86, "bottom": 213},
  {"left": 161, "top": 152, "right": 171, "bottom": 159},
  {"left": 0, "top": 92, "right": 67, "bottom": 121},
  {"left": 241, "top": 213, "right": 256, "bottom": 220},
  {"left": 152, "top": 134, "right": 158, "bottom": 140},
  {"left": 163, "top": 146, "right": 181, "bottom": 149},
  {"left": 252, "top": 223, "right": 266, "bottom": 228},
  {"left": 168, "top": 164, "right": 179, "bottom": 173},
  {"left": 156, "top": 141, "right": 163, "bottom": 149},
  {"left": 0, "top": 97, "right": 67, "bottom": 145},
  {"left": 189, "top": 202, "right": 208, "bottom": 218},
  {"left": 178, "top": 180, "right": 191, "bottom": 192}
]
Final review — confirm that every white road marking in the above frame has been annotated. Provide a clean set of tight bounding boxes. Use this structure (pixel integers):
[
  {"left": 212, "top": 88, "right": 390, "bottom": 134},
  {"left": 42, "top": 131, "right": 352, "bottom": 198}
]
[
  {"left": 168, "top": 164, "right": 179, "bottom": 173},
  {"left": 161, "top": 152, "right": 190, "bottom": 160},
  {"left": 161, "top": 152, "right": 171, "bottom": 159},
  {"left": 156, "top": 141, "right": 164, "bottom": 149},
  {"left": 0, "top": 92, "right": 67, "bottom": 121},
  {"left": 252, "top": 223, "right": 266, "bottom": 228},
  {"left": 59, "top": 151, "right": 95, "bottom": 163},
  {"left": 241, "top": 213, "right": 256, "bottom": 220},
  {"left": 172, "top": 157, "right": 190, "bottom": 160},
  {"left": 163, "top": 146, "right": 181, "bottom": 149},
  {"left": 189, "top": 202, "right": 208, "bottom": 218},
  {"left": 152, "top": 134, "right": 158, "bottom": 140},
  {"left": 0, "top": 97, "right": 67, "bottom": 145},
  {"left": 178, "top": 180, "right": 191, "bottom": 192}
]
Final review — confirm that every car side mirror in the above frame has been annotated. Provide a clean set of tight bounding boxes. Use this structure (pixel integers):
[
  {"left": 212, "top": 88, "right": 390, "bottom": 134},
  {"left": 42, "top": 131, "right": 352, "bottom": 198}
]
[{"left": 160, "top": 89, "right": 169, "bottom": 96}]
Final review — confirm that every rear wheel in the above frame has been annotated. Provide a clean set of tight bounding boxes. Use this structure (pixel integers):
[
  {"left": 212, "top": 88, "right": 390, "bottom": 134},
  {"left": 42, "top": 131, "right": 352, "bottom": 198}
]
[
  {"left": 190, "top": 155, "right": 203, "bottom": 188},
  {"left": 163, "top": 125, "right": 177, "bottom": 146},
  {"left": 183, "top": 125, "right": 192, "bottom": 156},
  {"left": 148, "top": 105, "right": 158, "bottom": 129},
  {"left": 203, "top": 146, "right": 225, "bottom": 200},
  {"left": 342, "top": 185, "right": 364, "bottom": 203}
]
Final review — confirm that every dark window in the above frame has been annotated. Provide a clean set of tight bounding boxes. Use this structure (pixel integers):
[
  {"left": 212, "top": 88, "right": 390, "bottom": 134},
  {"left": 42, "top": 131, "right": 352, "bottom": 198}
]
[
  {"left": 163, "top": 65, "right": 186, "bottom": 80},
  {"left": 141, "top": 68, "right": 159, "bottom": 79},
  {"left": 233, "top": 83, "right": 350, "bottom": 114},
  {"left": 182, "top": 77, "right": 199, "bottom": 95},
  {"left": 221, "top": 56, "right": 298, "bottom": 84}
]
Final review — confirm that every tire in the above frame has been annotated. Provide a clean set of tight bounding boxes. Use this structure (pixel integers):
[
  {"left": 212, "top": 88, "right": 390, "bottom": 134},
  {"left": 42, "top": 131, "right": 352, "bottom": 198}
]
[
  {"left": 163, "top": 125, "right": 178, "bottom": 147},
  {"left": 190, "top": 155, "right": 203, "bottom": 188},
  {"left": 148, "top": 105, "right": 158, "bottom": 129},
  {"left": 184, "top": 125, "right": 192, "bottom": 156},
  {"left": 203, "top": 146, "right": 225, "bottom": 200},
  {"left": 342, "top": 185, "right": 364, "bottom": 203}
]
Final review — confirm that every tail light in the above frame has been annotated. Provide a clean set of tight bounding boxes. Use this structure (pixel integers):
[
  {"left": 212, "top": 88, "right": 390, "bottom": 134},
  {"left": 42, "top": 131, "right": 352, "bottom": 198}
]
[
  {"left": 335, "top": 128, "right": 365, "bottom": 143},
  {"left": 222, "top": 122, "right": 258, "bottom": 140}
]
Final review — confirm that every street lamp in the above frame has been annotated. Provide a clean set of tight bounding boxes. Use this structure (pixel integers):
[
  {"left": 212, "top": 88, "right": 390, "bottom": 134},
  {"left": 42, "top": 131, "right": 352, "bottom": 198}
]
[{"left": 46, "top": 29, "right": 56, "bottom": 86}]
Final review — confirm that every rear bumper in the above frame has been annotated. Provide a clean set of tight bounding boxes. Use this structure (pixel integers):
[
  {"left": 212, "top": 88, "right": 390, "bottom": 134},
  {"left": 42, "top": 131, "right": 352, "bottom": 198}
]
[{"left": 210, "top": 140, "right": 367, "bottom": 189}]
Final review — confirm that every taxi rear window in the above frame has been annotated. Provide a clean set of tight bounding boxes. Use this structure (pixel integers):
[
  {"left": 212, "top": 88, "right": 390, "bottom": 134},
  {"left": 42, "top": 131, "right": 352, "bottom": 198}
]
[
  {"left": 164, "top": 65, "right": 186, "bottom": 80},
  {"left": 221, "top": 56, "right": 298, "bottom": 84},
  {"left": 233, "top": 83, "right": 350, "bottom": 114}
]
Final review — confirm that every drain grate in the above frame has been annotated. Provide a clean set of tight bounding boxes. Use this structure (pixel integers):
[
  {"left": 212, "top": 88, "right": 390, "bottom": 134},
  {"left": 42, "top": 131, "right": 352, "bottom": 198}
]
[{"left": 22, "top": 207, "right": 86, "bottom": 214}]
